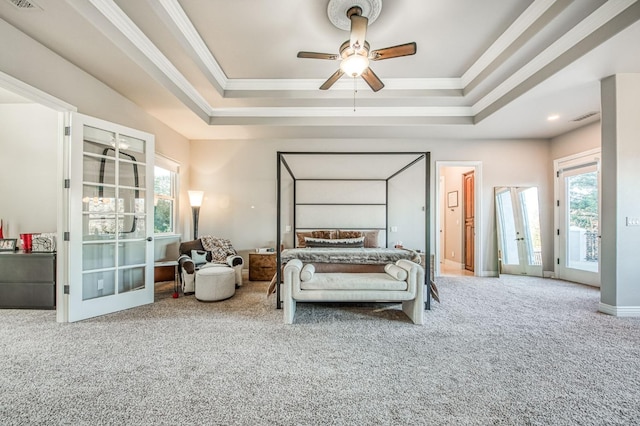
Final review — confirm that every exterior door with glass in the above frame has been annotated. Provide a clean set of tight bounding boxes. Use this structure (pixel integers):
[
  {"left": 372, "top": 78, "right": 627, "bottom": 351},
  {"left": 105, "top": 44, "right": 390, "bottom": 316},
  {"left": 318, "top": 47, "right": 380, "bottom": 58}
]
[
  {"left": 68, "top": 114, "right": 155, "bottom": 322},
  {"left": 556, "top": 152, "right": 600, "bottom": 287},
  {"left": 495, "top": 186, "right": 543, "bottom": 276}
]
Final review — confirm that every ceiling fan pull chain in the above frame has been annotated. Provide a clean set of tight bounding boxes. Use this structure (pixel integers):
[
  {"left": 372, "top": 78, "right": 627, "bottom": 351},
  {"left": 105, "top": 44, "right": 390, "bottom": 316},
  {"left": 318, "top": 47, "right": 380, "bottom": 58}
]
[{"left": 353, "top": 77, "right": 357, "bottom": 111}]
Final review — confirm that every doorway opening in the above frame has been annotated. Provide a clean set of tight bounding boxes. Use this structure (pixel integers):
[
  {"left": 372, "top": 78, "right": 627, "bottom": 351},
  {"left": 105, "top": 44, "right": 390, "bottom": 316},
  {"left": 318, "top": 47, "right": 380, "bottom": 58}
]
[
  {"left": 436, "top": 161, "right": 482, "bottom": 277},
  {"left": 0, "top": 72, "right": 75, "bottom": 322}
]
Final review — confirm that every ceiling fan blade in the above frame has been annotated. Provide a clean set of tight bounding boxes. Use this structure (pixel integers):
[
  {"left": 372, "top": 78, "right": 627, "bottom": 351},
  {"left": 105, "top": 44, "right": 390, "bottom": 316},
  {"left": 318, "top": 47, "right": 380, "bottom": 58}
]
[
  {"left": 361, "top": 67, "right": 384, "bottom": 92},
  {"left": 320, "top": 69, "right": 345, "bottom": 90},
  {"left": 370, "top": 42, "right": 417, "bottom": 61},
  {"left": 349, "top": 14, "right": 368, "bottom": 52},
  {"left": 297, "top": 51, "right": 339, "bottom": 60}
]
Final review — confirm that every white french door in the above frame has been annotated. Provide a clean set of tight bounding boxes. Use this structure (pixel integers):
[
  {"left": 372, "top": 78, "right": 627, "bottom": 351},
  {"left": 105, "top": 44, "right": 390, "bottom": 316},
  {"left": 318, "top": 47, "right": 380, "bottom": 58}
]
[
  {"left": 495, "top": 186, "right": 543, "bottom": 276},
  {"left": 555, "top": 151, "right": 600, "bottom": 287},
  {"left": 67, "top": 114, "right": 155, "bottom": 322}
]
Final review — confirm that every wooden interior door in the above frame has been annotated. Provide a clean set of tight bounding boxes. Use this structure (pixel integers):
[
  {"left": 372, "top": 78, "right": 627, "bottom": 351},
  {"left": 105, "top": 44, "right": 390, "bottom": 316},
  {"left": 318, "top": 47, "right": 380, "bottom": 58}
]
[{"left": 463, "top": 171, "right": 475, "bottom": 272}]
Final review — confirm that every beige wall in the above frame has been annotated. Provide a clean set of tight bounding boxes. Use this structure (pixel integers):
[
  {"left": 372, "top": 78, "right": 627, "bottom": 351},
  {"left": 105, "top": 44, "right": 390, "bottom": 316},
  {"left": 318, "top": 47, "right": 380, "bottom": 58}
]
[
  {"left": 190, "top": 138, "right": 553, "bottom": 276},
  {"left": 600, "top": 74, "right": 640, "bottom": 309},
  {"left": 0, "top": 104, "right": 58, "bottom": 240},
  {"left": 551, "top": 121, "right": 600, "bottom": 160}
]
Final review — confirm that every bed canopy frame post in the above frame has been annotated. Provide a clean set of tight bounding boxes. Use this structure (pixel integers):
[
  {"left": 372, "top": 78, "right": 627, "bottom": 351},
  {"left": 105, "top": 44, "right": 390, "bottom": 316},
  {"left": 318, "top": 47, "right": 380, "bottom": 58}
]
[
  {"left": 276, "top": 151, "right": 430, "bottom": 311},
  {"left": 277, "top": 153, "right": 297, "bottom": 309},
  {"left": 276, "top": 153, "right": 282, "bottom": 309},
  {"left": 424, "top": 154, "right": 431, "bottom": 310}
]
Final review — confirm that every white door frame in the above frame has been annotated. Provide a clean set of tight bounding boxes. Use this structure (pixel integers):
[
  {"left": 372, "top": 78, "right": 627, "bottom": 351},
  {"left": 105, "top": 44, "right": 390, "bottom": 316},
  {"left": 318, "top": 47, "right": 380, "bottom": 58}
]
[
  {"left": 0, "top": 71, "right": 76, "bottom": 322},
  {"left": 554, "top": 148, "right": 601, "bottom": 287},
  {"left": 435, "top": 161, "right": 483, "bottom": 277},
  {"left": 68, "top": 114, "right": 155, "bottom": 322}
]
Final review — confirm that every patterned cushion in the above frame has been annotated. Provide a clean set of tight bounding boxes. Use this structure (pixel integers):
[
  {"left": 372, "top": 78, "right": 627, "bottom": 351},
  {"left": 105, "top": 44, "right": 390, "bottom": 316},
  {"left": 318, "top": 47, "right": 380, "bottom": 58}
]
[
  {"left": 337, "top": 230, "right": 362, "bottom": 239},
  {"left": 338, "top": 230, "right": 380, "bottom": 248},
  {"left": 304, "top": 236, "right": 365, "bottom": 248},
  {"left": 296, "top": 230, "right": 337, "bottom": 248}
]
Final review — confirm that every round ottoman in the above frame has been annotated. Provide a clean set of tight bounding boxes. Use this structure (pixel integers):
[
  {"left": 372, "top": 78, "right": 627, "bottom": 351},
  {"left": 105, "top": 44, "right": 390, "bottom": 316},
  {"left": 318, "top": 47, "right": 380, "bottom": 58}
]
[{"left": 195, "top": 266, "right": 236, "bottom": 302}]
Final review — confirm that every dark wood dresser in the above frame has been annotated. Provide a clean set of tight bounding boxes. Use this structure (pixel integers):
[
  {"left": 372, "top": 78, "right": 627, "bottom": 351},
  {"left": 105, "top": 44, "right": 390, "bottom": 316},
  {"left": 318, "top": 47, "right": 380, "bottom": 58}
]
[{"left": 0, "top": 252, "right": 56, "bottom": 309}]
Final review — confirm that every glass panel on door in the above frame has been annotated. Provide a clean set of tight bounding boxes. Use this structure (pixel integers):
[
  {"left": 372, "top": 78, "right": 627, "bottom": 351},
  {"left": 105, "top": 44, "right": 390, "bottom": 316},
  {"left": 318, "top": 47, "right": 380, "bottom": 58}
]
[
  {"left": 68, "top": 114, "right": 154, "bottom": 321},
  {"left": 566, "top": 170, "right": 599, "bottom": 273},
  {"left": 495, "top": 186, "right": 543, "bottom": 276},
  {"left": 496, "top": 189, "right": 520, "bottom": 266},
  {"left": 520, "top": 187, "right": 542, "bottom": 268},
  {"left": 555, "top": 152, "right": 600, "bottom": 287}
]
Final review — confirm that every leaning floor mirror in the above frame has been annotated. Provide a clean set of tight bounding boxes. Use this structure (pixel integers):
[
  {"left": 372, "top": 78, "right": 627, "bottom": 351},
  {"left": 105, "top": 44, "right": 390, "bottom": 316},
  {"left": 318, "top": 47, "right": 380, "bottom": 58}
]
[{"left": 495, "top": 186, "right": 543, "bottom": 277}]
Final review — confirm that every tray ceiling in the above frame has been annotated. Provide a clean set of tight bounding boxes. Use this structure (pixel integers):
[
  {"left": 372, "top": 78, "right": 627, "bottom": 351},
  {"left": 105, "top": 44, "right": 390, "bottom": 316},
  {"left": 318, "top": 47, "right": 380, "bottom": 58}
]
[{"left": 1, "top": 0, "right": 640, "bottom": 140}]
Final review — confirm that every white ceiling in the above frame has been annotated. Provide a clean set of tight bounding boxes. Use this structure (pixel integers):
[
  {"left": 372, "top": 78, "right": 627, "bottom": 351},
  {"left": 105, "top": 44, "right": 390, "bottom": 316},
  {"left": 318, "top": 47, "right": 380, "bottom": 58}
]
[{"left": 1, "top": 0, "right": 640, "bottom": 140}]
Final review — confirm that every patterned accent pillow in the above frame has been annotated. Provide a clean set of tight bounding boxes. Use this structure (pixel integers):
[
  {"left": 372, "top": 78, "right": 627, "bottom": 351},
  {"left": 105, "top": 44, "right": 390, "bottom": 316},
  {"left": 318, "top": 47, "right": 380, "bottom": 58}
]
[
  {"left": 304, "top": 236, "right": 365, "bottom": 248},
  {"left": 338, "top": 230, "right": 379, "bottom": 248},
  {"left": 296, "top": 230, "right": 337, "bottom": 247},
  {"left": 337, "top": 230, "right": 362, "bottom": 239}
]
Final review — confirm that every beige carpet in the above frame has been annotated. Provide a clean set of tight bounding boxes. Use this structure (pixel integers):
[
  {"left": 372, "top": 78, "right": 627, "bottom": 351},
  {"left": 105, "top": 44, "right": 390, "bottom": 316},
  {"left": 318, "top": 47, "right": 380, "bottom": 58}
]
[{"left": 1, "top": 275, "right": 639, "bottom": 425}]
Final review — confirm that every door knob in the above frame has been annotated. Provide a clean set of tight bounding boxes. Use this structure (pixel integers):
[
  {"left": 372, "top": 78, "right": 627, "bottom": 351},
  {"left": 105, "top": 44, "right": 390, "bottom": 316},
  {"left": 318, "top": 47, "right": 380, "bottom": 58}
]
[{"left": 146, "top": 237, "right": 153, "bottom": 242}]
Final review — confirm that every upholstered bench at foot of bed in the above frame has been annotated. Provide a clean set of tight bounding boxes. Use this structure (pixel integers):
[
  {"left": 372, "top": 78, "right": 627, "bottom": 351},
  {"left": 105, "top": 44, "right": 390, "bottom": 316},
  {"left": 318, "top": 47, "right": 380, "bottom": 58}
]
[{"left": 283, "top": 259, "right": 424, "bottom": 325}]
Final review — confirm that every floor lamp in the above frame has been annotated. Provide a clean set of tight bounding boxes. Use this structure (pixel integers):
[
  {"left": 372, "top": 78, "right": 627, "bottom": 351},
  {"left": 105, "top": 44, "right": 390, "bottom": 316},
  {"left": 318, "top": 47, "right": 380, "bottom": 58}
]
[{"left": 188, "top": 190, "right": 204, "bottom": 240}]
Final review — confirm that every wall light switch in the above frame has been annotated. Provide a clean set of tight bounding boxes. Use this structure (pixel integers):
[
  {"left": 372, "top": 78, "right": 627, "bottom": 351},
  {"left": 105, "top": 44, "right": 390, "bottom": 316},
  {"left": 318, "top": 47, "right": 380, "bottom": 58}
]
[
  {"left": 285, "top": 225, "right": 291, "bottom": 232},
  {"left": 97, "top": 279, "right": 104, "bottom": 290},
  {"left": 391, "top": 226, "right": 398, "bottom": 232},
  {"left": 626, "top": 217, "right": 640, "bottom": 226}
]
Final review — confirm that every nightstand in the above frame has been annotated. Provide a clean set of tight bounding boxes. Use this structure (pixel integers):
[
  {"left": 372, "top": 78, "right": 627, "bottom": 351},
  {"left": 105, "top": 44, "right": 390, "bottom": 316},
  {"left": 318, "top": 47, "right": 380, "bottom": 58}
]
[{"left": 249, "top": 252, "right": 276, "bottom": 281}]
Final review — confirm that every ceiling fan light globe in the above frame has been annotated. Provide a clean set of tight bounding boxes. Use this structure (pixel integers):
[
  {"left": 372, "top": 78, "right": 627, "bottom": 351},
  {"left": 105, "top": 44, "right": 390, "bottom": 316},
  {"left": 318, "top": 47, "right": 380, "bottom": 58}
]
[{"left": 340, "top": 54, "right": 369, "bottom": 77}]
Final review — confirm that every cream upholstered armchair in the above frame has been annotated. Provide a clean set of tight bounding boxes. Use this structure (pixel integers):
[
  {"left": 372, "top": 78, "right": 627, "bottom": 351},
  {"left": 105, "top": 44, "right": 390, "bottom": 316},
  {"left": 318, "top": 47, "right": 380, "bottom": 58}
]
[{"left": 177, "top": 236, "right": 244, "bottom": 294}]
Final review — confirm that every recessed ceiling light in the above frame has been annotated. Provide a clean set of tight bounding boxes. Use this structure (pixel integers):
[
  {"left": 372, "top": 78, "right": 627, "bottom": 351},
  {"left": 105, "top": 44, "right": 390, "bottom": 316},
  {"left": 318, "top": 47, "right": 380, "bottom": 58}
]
[{"left": 547, "top": 114, "right": 560, "bottom": 121}]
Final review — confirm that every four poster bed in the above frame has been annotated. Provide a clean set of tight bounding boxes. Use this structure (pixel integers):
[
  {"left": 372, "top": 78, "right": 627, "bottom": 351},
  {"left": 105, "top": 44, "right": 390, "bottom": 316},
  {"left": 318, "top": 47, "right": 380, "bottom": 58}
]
[{"left": 275, "top": 152, "right": 431, "bottom": 321}]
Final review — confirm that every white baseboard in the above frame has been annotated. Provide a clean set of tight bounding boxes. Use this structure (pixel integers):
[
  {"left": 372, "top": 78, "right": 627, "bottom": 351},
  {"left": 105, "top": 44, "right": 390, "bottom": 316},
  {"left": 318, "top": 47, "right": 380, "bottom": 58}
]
[
  {"left": 444, "top": 259, "right": 463, "bottom": 268},
  {"left": 543, "top": 270, "right": 554, "bottom": 278},
  {"left": 599, "top": 303, "right": 640, "bottom": 317}
]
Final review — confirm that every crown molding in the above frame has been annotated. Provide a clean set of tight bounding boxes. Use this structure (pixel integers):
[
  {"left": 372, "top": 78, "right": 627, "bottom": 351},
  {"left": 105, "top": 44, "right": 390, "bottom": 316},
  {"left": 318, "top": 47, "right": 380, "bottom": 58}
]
[
  {"left": 85, "top": 0, "right": 215, "bottom": 116},
  {"left": 156, "top": 0, "right": 228, "bottom": 90},
  {"left": 210, "top": 106, "right": 472, "bottom": 118},
  {"left": 472, "top": 0, "right": 638, "bottom": 115},
  {"left": 461, "top": 0, "right": 561, "bottom": 87},
  {"left": 0, "top": 71, "right": 76, "bottom": 112},
  {"left": 69, "top": 0, "right": 639, "bottom": 128},
  {"left": 224, "top": 78, "right": 463, "bottom": 92}
]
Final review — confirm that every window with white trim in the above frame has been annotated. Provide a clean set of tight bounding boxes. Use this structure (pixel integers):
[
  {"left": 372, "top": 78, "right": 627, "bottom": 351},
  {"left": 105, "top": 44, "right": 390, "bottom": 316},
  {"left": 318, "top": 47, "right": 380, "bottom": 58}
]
[{"left": 154, "top": 156, "right": 179, "bottom": 234}]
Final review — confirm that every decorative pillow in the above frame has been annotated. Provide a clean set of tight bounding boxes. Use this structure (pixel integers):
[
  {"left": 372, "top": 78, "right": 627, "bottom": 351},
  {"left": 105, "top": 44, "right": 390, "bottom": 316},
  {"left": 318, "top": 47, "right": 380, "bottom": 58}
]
[
  {"left": 362, "top": 230, "right": 380, "bottom": 248},
  {"left": 384, "top": 263, "right": 408, "bottom": 281},
  {"left": 296, "top": 230, "right": 337, "bottom": 248},
  {"left": 300, "top": 264, "right": 315, "bottom": 282},
  {"left": 338, "top": 230, "right": 380, "bottom": 248},
  {"left": 191, "top": 250, "right": 208, "bottom": 266},
  {"left": 304, "top": 236, "right": 365, "bottom": 248},
  {"left": 337, "top": 230, "right": 362, "bottom": 239}
]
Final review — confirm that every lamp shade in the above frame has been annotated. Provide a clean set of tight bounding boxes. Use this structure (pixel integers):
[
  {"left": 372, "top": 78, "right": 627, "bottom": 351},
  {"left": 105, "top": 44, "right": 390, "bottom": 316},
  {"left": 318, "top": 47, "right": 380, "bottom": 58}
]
[
  {"left": 188, "top": 190, "right": 204, "bottom": 207},
  {"left": 340, "top": 54, "right": 369, "bottom": 77}
]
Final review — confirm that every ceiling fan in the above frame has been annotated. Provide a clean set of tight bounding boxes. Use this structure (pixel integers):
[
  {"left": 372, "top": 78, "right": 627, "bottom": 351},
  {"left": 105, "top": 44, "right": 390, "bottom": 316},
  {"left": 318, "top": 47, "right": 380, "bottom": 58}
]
[{"left": 297, "top": 5, "right": 417, "bottom": 92}]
